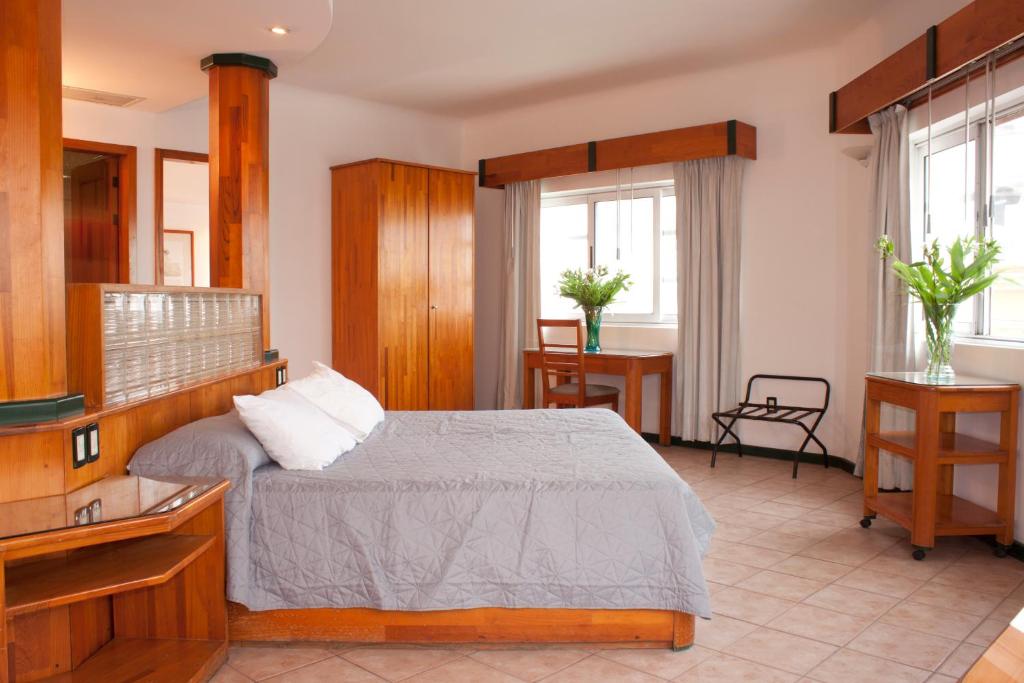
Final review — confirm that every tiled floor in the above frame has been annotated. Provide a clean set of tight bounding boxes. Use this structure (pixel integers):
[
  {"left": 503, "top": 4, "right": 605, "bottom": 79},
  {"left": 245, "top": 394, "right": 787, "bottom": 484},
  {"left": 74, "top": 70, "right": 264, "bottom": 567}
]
[{"left": 212, "top": 446, "right": 1024, "bottom": 682}]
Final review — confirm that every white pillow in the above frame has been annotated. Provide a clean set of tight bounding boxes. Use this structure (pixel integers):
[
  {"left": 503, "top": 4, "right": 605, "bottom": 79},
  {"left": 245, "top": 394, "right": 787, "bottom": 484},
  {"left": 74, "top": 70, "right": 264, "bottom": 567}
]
[
  {"left": 233, "top": 386, "right": 356, "bottom": 470},
  {"left": 285, "top": 361, "right": 385, "bottom": 442}
]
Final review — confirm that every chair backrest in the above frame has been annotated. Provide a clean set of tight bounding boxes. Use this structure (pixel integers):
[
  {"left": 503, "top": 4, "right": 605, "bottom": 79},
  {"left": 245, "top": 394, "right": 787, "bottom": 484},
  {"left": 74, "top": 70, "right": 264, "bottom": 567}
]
[{"left": 536, "top": 319, "right": 587, "bottom": 406}]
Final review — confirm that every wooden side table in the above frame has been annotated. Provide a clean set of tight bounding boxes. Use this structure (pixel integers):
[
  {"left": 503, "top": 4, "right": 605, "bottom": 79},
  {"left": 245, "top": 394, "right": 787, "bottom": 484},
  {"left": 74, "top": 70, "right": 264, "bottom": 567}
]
[
  {"left": 862, "top": 372, "right": 1020, "bottom": 560},
  {"left": 0, "top": 475, "right": 229, "bottom": 682}
]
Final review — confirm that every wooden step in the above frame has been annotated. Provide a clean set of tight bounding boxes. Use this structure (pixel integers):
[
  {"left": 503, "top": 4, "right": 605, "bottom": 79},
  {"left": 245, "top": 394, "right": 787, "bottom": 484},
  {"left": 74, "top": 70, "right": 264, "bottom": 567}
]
[{"left": 39, "top": 638, "right": 226, "bottom": 683}]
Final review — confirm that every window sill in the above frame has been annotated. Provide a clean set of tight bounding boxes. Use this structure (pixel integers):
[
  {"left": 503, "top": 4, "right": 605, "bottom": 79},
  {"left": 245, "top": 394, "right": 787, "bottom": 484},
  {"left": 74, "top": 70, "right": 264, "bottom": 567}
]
[
  {"left": 954, "top": 335, "right": 1024, "bottom": 351},
  {"left": 602, "top": 321, "right": 678, "bottom": 330}
]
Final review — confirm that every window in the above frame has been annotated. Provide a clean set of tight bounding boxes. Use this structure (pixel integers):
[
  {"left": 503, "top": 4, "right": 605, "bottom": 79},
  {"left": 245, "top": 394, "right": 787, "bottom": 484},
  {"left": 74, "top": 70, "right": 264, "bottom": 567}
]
[
  {"left": 540, "top": 183, "right": 677, "bottom": 324},
  {"left": 914, "top": 103, "right": 1024, "bottom": 341}
]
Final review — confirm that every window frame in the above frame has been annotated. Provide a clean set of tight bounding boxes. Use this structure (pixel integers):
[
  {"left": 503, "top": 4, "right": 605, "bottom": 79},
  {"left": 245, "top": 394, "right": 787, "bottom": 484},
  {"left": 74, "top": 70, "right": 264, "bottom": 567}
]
[
  {"left": 540, "top": 181, "right": 677, "bottom": 325},
  {"left": 913, "top": 100, "right": 1024, "bottom": 343}
]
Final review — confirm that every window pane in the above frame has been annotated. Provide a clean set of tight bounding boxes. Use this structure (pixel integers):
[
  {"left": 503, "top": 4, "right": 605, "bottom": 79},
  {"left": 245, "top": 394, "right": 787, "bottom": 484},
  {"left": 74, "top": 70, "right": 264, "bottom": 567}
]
[
  {"left": 660, "top": 195, "right": 677, "bottom": 318},
  {"left": 990, "top": 115, "right": 1024, "bottom": 339},
  {"left": 540, "top": 203, "right": 588, "bottom": 318},
  {"left": 594, "top": 197, "right": 654, "bottom": 315},
  {"left": 925, "top": 141, "right": 976, "bottom": 335}
]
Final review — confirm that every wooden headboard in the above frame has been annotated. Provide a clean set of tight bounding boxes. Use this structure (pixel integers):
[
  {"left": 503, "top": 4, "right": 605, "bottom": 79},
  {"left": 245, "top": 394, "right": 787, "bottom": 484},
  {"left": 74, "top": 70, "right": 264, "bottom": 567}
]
[{"left": 0, "top": 359, "right": 286, "bottom": 505}]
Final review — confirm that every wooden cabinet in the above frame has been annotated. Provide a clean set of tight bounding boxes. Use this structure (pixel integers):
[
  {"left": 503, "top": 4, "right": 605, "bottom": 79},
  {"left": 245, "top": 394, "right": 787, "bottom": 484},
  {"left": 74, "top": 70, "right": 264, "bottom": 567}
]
[{"left": 331, "top": 159, "right": 474, "bottom": 410}]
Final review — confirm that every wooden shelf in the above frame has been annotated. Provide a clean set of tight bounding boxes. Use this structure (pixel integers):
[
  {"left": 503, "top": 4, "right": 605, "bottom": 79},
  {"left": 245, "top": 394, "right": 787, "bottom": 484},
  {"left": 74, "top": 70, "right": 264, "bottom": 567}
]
[
  {"left": 6, "top": 534, "right": 213, "bottom": 617},
  {"left": 868, "top": 431, "right": 1008, "bottom": 464},
  {"left": 867, "top": 492, "right": 1006, "bottom": 537},
  {"left": 40, "top": 638, "right": 226, "bottom": 683}
]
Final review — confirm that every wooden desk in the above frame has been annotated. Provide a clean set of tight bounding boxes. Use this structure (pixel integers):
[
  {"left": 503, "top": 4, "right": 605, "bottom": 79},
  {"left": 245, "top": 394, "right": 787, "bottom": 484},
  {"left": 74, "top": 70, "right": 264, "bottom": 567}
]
[
  {"left": 0, "top": 476, "right": 229, "bottom": 683},
  {"left": 862, "top": 372, "right": 1020, "bottom": 560},
  {"left": 523, "top": 348, "right": 673, "bottom": 445}
]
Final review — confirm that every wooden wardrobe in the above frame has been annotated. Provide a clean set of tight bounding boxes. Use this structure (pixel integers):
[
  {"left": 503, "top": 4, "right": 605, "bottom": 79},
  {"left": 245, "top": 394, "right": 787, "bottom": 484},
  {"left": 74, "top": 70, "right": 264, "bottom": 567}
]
[{"left": 331, "top": 159, "right": 475, "bottom": 411}]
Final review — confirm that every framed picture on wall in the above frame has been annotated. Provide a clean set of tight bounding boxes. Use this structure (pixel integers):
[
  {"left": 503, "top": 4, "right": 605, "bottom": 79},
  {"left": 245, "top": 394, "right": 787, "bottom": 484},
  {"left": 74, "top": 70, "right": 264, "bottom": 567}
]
[{"left": 163, "top": 229, "right": 195, "bottom": 286}]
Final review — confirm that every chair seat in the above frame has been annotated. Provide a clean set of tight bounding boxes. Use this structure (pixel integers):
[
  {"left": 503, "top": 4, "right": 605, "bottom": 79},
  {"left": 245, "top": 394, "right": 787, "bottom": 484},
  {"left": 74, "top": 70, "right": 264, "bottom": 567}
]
[{"left": 550, "top": 382, "right": 619, "bottom": 398}]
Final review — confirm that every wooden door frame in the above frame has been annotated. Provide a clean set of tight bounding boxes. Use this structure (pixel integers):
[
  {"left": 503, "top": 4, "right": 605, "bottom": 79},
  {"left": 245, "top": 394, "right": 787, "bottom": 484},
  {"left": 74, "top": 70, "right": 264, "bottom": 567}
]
[
  {"left": 154, "top": 149, "right": 208, "bottom": 285},
  {"left": 63, "top": 138, "right": 137, "bottom": 284}
]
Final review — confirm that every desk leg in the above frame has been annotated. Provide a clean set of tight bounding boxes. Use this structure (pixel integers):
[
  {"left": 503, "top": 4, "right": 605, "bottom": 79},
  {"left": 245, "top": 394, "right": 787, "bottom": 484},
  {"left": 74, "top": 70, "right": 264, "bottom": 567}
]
[
  {"left": 912, "top": 392, "right": 939, "bottom": 551},
  {"left": 522, "top": 363, "right": 535, "bottom": 409},
  {"left": 997, "top": 391, "right": 1019, "bottom": 547},
  {"left": 863, "top": 394, "right": 880, "bottom": 519},
  {"left": 658, "top": 369, "right": 672, "bottom": 446},
  {"left": 625, "top": 361, "right": 643, "bottom": 434},
  {"left": 938, "top": 413, "right": 956, "bottom": 496}
]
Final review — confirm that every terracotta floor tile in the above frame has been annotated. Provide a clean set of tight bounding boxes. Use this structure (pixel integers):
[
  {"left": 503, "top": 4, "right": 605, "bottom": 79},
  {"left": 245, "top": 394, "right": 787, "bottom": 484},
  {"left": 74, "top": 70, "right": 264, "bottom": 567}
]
[
  {"left": 907, "top": 582, "right": 1003, "bottom": 617},
  {"left": 403, "top": 657, "right": 525, "bottom": 682},
  {"left": 936, "top": 643, "right": 986, "bottom": 679},
  {"left": 711, "top": 522, "right": 760, "bottom": 542},
  {"left": 340, "top": 648, "right": 463, "bottom": 681},
  {"left": 859, "top": 551, "right": 950, "bottom": 581},
  {"left": 467, "top": 649, "right": 589, "bottom": 681},
  {"left": 805, "top": 649, "right": 929, "bottom": 683},
  {"left": 722, "top": 628, "right": 836, "bottom": 675},
  {"left": 263, "top": 657, "right": 386, "bottom": 682},
  {"left": 228, "top": 647, "right": 335, "bottom": 681},
  {"left": 674, "top": 653, "right": 799, "bottom": 683},
  {"left": 211, "top": 665, "right": 253, "bottom": 683},
  {"left": 834, "top": 568, "right": 924, "bottom": 599},
  {"left": 779, "top": 519, "right": 841, "bottom": 541},
  {"left": 880, "top": 600, "right": 983, "bottom": 640},
  {"left": 741, "top": 529, "right": 818, "bottom": 555},
  {"left": 711, "top": 586, "right": 796, "bottom": 625},
  {"left": 746, "top": 501, "right": 809, "bottom": 519},
  {"left": 693, "top": 614, "right": 760, "bottom": 650},
  {"left": 711, "top": 509, "right": 788, "bottom": 531},
  {"left": 767, "top": 604, "right": 873, "bottom": 646},
  {"left": 705, "top": 542, "right": 791, "bottom": 569},
  {"left": 540, "top": 655, "right": 663, "bottom": 682},
  {"left": 702, "top": 558, "right": 761, "bottom": 585},
  {"left": 966, "top": 618, "right": 1010, "bottom": 647},
  {"left": 846, "top": 622, "right": 958, "bottom": 670},
  {"left": 597, "top": 645, "right": 715, "bottom": 679},
  {"left": 736, "top": 570, "right": 826, "bottom": 601},
  {"left": 771, "top": 556, "right": 854, "bottom": 583},
  {"left": 987, "top": 593, "right": 1024, "bottom": 621},
  {"left": 924, "top": 675, "right": 959, "bottom": 683},
  {"left": 930, "top": 560, "right": 1024, "bottom": 596},
  {"left": 802, "top": 584, "right": 899, "bottom": 619}
]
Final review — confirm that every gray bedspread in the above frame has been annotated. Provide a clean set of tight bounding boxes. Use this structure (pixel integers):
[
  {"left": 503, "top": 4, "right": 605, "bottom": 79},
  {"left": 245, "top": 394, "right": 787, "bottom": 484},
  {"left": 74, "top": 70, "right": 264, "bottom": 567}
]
[{"left": 134, "top": 408, "right": 715, "bottom": 617}]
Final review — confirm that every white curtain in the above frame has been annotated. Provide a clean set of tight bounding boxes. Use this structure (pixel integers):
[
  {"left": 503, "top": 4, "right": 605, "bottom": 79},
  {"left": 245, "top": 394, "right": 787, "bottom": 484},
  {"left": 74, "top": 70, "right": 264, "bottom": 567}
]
[
  {"left": 856, "top": 104, "right": 917, "bottom": 489},
  {"left": 674, "top": 156, "right": 745, "bottom": 442},
  {"left": 496, "top": 180, "right": 542, "bottom": 409}
]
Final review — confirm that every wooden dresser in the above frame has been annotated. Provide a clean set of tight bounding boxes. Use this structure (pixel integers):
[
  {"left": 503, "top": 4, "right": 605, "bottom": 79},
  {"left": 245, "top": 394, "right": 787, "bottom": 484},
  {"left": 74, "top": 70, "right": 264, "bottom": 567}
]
[
  {"left": 330, "top": 159, "right": 475, "bottom": 410},
  {"left": 0, "top": 476, "right": 229, "bottom": 683}
]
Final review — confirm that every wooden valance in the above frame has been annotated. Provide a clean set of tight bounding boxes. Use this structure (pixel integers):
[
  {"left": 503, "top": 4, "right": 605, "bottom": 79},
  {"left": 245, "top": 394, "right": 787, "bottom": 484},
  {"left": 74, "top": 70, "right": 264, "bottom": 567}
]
[
  {"left": 829, "top": 0, "right": 1024, "bottom": 134},
  {"left": 478, "top": 120, "right": 756, "bottom": 189}
]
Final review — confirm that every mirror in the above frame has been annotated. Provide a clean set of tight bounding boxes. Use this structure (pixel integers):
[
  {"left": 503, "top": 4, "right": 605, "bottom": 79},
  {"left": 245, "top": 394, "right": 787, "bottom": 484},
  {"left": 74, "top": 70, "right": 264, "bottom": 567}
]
[{"left": 155, "top": 149, "right": 209, "bottom": 287}]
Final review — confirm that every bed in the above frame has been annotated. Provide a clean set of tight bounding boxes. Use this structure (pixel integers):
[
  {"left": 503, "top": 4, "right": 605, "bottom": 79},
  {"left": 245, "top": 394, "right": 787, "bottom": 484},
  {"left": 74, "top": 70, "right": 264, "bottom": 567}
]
[{"left": 129, "top": 407, "right": 714, "bottom": 648}]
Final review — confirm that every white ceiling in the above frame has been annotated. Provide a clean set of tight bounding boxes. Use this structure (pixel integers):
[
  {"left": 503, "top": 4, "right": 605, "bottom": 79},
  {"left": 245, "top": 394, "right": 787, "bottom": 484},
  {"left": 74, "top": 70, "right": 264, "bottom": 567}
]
[
  {"left": 63, "top": 0, "right": 884, "bottom": 116},
  {"left": 62, "top": 0, "right": 333, "bottom": 112}
]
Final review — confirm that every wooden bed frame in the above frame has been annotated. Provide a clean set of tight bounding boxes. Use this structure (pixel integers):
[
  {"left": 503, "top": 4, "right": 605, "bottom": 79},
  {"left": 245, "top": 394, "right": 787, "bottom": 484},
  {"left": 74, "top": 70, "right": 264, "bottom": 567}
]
[{"left": 228, "top": 604, "right": 696, "bottom": 650}]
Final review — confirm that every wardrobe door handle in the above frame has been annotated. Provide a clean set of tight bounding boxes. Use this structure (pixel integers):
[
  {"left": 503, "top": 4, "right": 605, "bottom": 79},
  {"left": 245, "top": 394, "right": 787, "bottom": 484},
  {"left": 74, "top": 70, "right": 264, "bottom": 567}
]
[{"left": 430, "top": 305, "right": 438, "bottom": 310}]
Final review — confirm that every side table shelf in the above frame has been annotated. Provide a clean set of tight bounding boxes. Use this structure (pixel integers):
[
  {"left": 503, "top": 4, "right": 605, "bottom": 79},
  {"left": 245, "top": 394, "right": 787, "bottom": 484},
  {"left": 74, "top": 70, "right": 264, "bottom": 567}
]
[
  {"left": 862, "top": 372, "right": 1020, "bottom": 561},
  {"left": 0, "top": 477, "right": 229, "bottom": 683}
]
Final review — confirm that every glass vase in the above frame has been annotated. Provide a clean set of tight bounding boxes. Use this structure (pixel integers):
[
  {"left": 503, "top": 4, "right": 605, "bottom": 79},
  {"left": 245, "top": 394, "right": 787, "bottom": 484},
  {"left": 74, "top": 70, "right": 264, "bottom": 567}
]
[
  {"left": 583, "top": 306, "right": 603, "bottom": 353},
  {"left": 924, "top": 304, "right": 956, "bottom": 382}
]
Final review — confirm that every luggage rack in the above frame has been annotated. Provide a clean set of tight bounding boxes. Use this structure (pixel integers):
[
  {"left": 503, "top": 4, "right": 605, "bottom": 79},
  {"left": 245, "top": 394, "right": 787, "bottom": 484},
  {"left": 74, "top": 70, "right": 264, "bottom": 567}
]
[{"left": 711, "top": 374, "right": 830, "bottom": 478}]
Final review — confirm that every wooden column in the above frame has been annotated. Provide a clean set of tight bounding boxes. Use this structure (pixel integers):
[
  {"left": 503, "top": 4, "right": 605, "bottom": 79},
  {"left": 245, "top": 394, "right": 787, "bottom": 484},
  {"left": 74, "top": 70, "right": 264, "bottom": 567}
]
[
  {"left": 0, "top": 0, "right": 78, "bottom": 422},
  {"left": 202, "top": 54, "right": 276, "bottom": 350}
]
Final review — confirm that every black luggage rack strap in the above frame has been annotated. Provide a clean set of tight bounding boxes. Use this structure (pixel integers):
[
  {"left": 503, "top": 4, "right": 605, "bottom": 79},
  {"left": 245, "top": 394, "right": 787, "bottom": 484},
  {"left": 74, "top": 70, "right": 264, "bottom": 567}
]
[{"left": 711, "top": 374, "right": 830, "bottom": 478}]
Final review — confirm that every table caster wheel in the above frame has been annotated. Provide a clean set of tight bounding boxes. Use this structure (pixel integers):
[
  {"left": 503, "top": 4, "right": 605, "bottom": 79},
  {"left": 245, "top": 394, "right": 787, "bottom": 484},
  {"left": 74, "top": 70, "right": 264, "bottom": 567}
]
[
  {"left": 912, "top": 548, "right": 927, "bottom": 561},
  {"left": 995, "top": 544, "right": 1009, "bottom": 558},
  {"left": 859, "top": 517, "right": 873, "bottom": 529}
]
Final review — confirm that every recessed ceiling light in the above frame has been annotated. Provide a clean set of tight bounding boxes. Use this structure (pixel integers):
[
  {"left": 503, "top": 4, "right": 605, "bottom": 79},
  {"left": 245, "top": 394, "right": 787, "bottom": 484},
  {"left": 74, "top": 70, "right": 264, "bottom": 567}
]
[{"left": 269, "top": 26, "right": 289, "bottom": 35}]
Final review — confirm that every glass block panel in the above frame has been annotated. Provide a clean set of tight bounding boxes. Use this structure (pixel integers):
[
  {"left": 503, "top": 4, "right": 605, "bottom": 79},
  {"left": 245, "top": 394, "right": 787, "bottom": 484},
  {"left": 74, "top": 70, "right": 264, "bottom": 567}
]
[{"left": 102, "top": 289, "right": 262, "bottom": 407}]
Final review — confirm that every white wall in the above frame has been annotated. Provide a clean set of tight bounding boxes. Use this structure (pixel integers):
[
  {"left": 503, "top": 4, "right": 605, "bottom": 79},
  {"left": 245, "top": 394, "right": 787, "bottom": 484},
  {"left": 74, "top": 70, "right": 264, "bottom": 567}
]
[{"left": 63, "top": 81, "right": 465, "bottom": 379}]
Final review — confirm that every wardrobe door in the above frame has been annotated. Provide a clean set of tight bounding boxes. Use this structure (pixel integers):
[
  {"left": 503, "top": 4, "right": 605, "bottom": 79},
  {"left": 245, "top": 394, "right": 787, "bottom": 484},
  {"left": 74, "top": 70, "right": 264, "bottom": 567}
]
[
  {"left": 427, "top": 169, "right": 475, "bottom": 410},
  {"left": 378, "top": 162, "right": 429, "bottom": 410}
]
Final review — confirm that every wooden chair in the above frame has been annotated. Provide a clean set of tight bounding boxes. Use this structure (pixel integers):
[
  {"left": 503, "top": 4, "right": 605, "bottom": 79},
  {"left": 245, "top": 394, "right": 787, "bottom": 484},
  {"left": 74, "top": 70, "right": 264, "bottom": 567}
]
[{"left": 536, "top": 319, "right": 620, "bottom": 411}]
